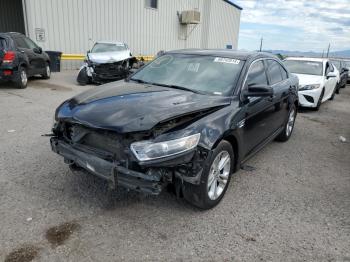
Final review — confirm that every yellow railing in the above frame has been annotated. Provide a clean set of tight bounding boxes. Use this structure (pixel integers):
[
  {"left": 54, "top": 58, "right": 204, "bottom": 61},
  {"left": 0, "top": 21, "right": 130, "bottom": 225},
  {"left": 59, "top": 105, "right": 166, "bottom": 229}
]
[{"left": 61, "top": 54, "right": 154, "bottom": 62}]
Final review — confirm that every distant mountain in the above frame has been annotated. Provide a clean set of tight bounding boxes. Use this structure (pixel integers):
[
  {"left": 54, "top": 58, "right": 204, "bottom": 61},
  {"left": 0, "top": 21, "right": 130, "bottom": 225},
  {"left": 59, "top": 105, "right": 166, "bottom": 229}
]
[{"left": 265, "top": 49, "right": 350, "bottom": 59}]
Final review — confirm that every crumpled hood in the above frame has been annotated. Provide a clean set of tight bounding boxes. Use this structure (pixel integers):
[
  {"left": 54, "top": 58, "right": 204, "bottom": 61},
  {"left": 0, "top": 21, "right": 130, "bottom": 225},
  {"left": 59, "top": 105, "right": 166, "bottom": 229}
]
[
  {"left": 57, "top": 81, "right": 231, "bottom": 133},
  {"left": 88, "top": 50, "right": 131, "bottom": 63},
  {"left": 294, "top": 73, "right": 323, "bottom": 86}
]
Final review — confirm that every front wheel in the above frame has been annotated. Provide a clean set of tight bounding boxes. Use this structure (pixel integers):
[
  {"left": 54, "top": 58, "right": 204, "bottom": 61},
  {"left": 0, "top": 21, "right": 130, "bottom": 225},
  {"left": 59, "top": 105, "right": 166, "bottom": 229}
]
[
  {"left": 276, "top": 104, "right": 297, "bottom": 142},
  {"left": 183, "top": 140, "right": 234, "bottom": 209},
  {"left": 42, "top": 62, "right": 51, "bottom": 79},
  {"left": 314, "top": 88, "right": 324, "bottom": 111}
]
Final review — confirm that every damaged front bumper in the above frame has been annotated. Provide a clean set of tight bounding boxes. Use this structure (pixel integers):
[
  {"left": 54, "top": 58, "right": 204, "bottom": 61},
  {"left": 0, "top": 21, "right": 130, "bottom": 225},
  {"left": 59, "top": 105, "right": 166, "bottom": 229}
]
[
  {"left": 50, "top": 137, "right": 209, "bottom": 195},
  {"left": 50, "top": 138, "right": 164, "bottom": 194}
]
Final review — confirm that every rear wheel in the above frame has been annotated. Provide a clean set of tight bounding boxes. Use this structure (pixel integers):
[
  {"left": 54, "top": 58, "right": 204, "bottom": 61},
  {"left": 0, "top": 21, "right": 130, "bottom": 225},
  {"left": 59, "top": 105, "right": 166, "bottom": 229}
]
[
  {"left": 276, "top": 104, "right": 296, "bottom": 142},
  {"left": 14, "top": 66, "right": 28, "bottom": 89},
  {"left": 42, "top": 62, "right": 51, "bottom": 79},
  {"left": 183, "top": 140, "right": 234, "bottom": 209}
]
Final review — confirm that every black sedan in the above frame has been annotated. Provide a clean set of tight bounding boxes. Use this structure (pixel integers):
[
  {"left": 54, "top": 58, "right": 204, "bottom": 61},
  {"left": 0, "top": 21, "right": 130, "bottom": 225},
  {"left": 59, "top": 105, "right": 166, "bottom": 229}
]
[
  {"left": 330, "top": 58, "right": 349, "bottom": 93},
  {"left": 50, "top": 50, "right": 299, "bottom": 209}
]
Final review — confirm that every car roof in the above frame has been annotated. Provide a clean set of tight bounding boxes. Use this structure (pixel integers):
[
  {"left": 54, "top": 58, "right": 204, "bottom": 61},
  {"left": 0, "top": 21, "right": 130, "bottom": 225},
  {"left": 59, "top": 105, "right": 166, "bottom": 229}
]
[
  {"left": 95, "top": 41, "right": 126, "bottom": 45},
  {"left": 285, "top": 57, "right": 328, "bottom": 63},
  {"left": 0, "top": 32, "right": 24, "bottom": 37},
  {"left": 166, "top": 49, "right": 277, "bottom": 61}
]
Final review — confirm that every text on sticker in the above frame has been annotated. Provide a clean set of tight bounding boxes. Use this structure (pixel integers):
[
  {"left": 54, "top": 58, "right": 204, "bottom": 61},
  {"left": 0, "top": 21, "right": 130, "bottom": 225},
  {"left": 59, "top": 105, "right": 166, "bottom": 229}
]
[{"left": 214, "top": 57, "right": 240, "bottom": 64}]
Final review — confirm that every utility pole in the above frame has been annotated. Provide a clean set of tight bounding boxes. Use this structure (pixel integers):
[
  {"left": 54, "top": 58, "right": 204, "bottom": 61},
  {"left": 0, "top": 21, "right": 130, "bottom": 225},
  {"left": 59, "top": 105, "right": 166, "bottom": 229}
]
[
  {"left": 326, "top": 43, "right": 330, "bottom": 58},
  {"left": 259, "top": 37, "right": 263, "bottom": 52},
  {"left": 321, "top": 50, "right": 324, "bottom": 58}
]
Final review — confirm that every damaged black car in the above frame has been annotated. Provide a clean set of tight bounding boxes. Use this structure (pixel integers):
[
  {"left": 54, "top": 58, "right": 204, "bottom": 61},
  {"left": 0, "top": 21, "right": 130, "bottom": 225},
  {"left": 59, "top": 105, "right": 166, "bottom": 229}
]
[{"left": 51, "top": 50, "right": 299, "bottom": 209}]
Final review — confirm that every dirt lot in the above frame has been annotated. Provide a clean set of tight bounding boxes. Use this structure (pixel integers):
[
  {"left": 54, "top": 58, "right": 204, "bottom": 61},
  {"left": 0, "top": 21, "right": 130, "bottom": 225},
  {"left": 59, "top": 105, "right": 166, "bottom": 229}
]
[{"left": 1, "top": 72, "right": 349, "bottom": 262}]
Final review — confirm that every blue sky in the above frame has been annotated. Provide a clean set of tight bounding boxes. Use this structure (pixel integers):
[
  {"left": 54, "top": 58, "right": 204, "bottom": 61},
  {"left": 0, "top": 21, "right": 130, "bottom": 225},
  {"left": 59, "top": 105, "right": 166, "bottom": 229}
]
[{"left": 234, "top": 0, "right": 350, "bottom": 52}]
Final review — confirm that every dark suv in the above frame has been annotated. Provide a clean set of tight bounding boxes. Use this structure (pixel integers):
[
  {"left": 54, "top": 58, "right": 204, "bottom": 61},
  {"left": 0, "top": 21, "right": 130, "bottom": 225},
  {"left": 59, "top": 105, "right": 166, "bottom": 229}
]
[
  {"left": 51, "top": 50, "right": 299, "bottom": 209},
  {"left": 330, "top": 59, "right": 349, "bottom": 92},
  {"left": 0, "top": 32, "right": 50, "bottom": 88}
]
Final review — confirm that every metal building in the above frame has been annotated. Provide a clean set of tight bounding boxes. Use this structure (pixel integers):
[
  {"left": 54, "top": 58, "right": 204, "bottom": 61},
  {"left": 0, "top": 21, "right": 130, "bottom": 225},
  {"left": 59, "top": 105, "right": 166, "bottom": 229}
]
[{"left": 1, "top": 0, "right": 242, "bottom": 69}]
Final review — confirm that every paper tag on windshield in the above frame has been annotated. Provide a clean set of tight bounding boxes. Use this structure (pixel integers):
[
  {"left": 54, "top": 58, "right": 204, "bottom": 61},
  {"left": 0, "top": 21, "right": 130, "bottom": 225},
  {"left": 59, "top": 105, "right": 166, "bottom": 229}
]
[{"left": 214, "top": 57, "right": 240, "bottom": 64}]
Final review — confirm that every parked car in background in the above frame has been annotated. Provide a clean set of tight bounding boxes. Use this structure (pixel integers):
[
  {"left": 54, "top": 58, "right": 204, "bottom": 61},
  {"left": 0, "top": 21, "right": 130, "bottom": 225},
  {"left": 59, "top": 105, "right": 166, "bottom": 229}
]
[
  {"left": 77, "top": 41, "right": 140, "bottom": 85},
  {"left": 51, "top": 50, "right": 298, "bottom": 209},
  {"left": 342, "top": 59, "right": 350, "bottom": 83},
  {"left": 284, "top": 57, "right": 337, "bottom": 110},
  {"left": 330, "top": 58, "right": 349, "bottom": 91},
  {"left": 0, "top": 32, "right": 50, "bottom": 88}
]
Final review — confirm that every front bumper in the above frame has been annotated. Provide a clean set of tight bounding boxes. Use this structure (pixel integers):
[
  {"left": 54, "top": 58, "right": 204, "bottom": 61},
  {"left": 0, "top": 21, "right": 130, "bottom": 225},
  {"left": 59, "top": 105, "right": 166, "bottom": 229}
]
[
  {"left": 50, "top": 138, "right": 164, "bottom": 194},
  {"left": 298, "top": 88, "right": 322, "bottom": 108}
]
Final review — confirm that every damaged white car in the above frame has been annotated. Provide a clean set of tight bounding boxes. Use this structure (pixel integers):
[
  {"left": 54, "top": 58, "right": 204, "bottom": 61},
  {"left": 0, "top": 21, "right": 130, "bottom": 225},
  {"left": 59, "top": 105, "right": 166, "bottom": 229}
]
[{"left": 77, "top": 41, "right": 139, "bottom": 85}]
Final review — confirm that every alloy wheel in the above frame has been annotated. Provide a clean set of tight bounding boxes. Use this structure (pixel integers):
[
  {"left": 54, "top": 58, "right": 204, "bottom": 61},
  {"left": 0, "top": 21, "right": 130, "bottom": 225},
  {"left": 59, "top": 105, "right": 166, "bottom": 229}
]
[
  {"left": 21, "top": 69, "right": 27, "bottom": 86},
  {"left": 207, "top": 150, "right": 231, "bottom": 200},
  {"left": 286, "top": 108, "right": 295, "bottom": 137}
]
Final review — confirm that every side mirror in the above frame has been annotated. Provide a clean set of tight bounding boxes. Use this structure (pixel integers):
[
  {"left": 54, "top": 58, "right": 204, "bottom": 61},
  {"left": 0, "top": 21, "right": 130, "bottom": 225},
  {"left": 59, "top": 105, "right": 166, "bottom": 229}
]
[
  {"left": 34, "top": 47, "right": 42, "bottom": 54},
  {"left": 243, "top": 84, "right": 274, "bottom": 98},
  {"left": 326, "top": 71, "right": 337, "bottom": 79}
]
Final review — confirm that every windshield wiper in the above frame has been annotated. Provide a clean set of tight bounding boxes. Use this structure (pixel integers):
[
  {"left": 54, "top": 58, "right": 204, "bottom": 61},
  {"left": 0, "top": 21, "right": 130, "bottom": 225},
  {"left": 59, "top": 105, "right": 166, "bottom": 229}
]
[
  {"left": 130, "top": 78, "right": 153, "bottom": 85},
  {"left": 151, "top": 83, "right": 206, "bottom": 95},
  {"left": 130, "top": 78, "right": 206, "bottom": 95}
]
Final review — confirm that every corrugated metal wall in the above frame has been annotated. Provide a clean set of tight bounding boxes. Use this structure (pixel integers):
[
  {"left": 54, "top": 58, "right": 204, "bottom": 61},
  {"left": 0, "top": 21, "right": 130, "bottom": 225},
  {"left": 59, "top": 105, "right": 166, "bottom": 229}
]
[
  {"left": 0, "top": 0, "right": 25, "bottom": 34},
  {"left": 23, "top": 0, "right": 240, "bottom": 69}
]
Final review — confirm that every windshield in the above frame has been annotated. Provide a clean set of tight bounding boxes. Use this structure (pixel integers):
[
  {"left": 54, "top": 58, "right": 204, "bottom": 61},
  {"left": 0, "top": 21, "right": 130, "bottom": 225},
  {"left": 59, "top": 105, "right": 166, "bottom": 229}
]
[
  {"left": 130, "top": 54, "right": 244, "bottom": 95},
  {"left": 91, "top": 43, "right": 126, "bottom": 53},
  {"left": 284, "top": 60, "right": 323, "bottom": 76},
  {"left": 330, "top": 60, "right": 341, "bottom": 70}
]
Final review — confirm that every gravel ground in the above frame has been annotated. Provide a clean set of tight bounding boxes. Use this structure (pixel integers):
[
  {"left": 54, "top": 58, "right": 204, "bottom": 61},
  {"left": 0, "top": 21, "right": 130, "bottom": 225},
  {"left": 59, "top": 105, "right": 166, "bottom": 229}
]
[{"left": 0, "top": 72, "right": 349, "bottom": 262}]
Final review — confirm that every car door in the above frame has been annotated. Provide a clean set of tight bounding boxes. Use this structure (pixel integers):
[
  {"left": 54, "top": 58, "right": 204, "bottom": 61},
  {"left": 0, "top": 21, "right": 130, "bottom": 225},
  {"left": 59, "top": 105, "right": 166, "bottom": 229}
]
[
  {"left": 13, "top": 36, "right": 36, "bottom": 75},
  {"left": 324, "top": 62, "right": 336, "bottom": 100},
  {"left": 240, "top": 59, "right": 276, "bottom": 157},
  {"left": 265, "top": 59, "right": 290, "bottom": 132},
  {"left": 23, "top": 37, "right": 46, "bottom": 71}
]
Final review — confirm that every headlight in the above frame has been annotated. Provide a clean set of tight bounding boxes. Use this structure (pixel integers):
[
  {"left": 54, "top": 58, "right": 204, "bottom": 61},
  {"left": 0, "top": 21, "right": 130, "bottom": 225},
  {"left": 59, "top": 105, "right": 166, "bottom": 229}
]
[
  {"left": 299, "top": 84, "right": 320, "bottom": 91},
  {"left": 130, "top": 133, "right": 200, "bottom": 161}
]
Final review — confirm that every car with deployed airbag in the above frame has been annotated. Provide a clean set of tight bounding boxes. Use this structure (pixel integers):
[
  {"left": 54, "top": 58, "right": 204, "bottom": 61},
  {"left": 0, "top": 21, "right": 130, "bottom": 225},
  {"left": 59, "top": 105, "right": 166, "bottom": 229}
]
[{"left": 51, "top": 50, "right": 298, "bottom": 209}]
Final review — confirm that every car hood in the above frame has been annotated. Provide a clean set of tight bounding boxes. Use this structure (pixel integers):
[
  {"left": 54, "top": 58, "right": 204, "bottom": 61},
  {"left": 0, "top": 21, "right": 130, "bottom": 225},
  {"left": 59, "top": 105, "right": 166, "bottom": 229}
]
[
  {"left": 88, "top": 50, "right": 131, "bottom": 63},
  {"left": 293, "top": 74, "right": 323, "bottom": 86},
  {"left": 57, "top": 81, "right": 231, "bottom": 133}
]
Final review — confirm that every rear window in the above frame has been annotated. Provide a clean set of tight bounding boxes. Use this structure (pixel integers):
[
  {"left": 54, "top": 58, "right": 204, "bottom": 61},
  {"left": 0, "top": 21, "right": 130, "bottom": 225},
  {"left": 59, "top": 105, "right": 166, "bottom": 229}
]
[{"left": 0, "top": 37, "right": 9, "bottom": 49}]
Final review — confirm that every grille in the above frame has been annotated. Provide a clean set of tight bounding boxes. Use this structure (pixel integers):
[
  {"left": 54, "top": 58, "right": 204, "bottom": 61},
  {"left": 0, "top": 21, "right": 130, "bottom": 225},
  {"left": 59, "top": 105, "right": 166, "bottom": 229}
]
[
  {"left": 303, "top": 95, "right": 314, "bottom": 103},
  {"left": 93, "top": 61, "right": 127, "bottom": 76},
  {"left": 64, "top": 123, "right": 126, "bottom": 159}
]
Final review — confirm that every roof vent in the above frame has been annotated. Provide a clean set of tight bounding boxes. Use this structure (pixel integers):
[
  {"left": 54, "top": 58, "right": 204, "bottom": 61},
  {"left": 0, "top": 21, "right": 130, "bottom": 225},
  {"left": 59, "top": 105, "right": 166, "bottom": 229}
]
[{"left": 180, "top": 10, "right": 200, "bottom": 24}]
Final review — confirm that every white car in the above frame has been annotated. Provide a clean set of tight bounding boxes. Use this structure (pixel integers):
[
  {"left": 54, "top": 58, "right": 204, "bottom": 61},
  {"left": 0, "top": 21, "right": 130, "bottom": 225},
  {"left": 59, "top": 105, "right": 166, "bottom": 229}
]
[{"left": 284, "top": 57, "right": 338, "bottom": 110}]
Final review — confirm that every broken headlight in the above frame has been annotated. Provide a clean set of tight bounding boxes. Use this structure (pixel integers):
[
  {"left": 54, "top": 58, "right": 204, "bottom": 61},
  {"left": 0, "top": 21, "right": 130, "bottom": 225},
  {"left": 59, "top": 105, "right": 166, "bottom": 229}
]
[{"left": 130, "top": 133, "right": 200, "bottom": 161}]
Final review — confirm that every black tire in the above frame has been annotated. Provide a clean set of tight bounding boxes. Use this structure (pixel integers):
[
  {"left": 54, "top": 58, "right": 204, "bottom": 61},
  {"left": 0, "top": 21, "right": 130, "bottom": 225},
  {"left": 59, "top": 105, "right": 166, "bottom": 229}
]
[
  {"left": 276, "top": 104, "right": 297, "bottom": 142},
  {"left": 183, "top": 140, "right": 234, "bottom": 210},
  {"left": 329, "top": 85, "right": 336, "bottom": 100},
  {"left": 77, "top": 67, "right": 91, "bottom": 85},
  {"left": 13, "top": 66, "right": 28, "bottom": 89},
  {"left": 42, "top": 62, "right": 51, "bottom": 79},
  {"left": 313, "top": 88, "right": 324, "bottom": 111}
]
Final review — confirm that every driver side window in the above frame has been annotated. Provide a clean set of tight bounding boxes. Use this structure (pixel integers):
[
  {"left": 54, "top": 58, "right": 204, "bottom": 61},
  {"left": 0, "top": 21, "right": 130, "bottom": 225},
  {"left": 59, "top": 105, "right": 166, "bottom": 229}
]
[{"left": 246, "top": 60, "right": 268, "bottom": 86}]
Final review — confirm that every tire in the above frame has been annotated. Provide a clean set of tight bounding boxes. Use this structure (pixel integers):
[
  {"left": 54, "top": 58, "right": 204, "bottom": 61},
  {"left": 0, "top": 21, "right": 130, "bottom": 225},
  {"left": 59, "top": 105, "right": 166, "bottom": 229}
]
[
  {"left": 314, "top": 88, "right": 324, "bottom": 111},
  {"left": 276, "top": 104, "right": 297, "bottom": 142},
  {"left": 13, "top": 66, "right": 28, "bottom": 89},
  {"left": 42, "top": 62, "right": 51, "bottom": 79},
  {"left": 77, "top": 67, "right": 91, "bottom": 85},
  {"left": 183, "top": 140, "right": 234, "bottom": 210},
  {"left": 329, "top": 86, "right": 336, "bottom": 100}
]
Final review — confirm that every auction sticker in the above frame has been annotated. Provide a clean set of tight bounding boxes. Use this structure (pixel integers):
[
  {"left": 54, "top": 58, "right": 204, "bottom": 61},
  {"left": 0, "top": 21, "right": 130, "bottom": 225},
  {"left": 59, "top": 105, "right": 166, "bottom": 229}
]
[{"left": 214, "top": 57, "right": 240, "bottom": 64}]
